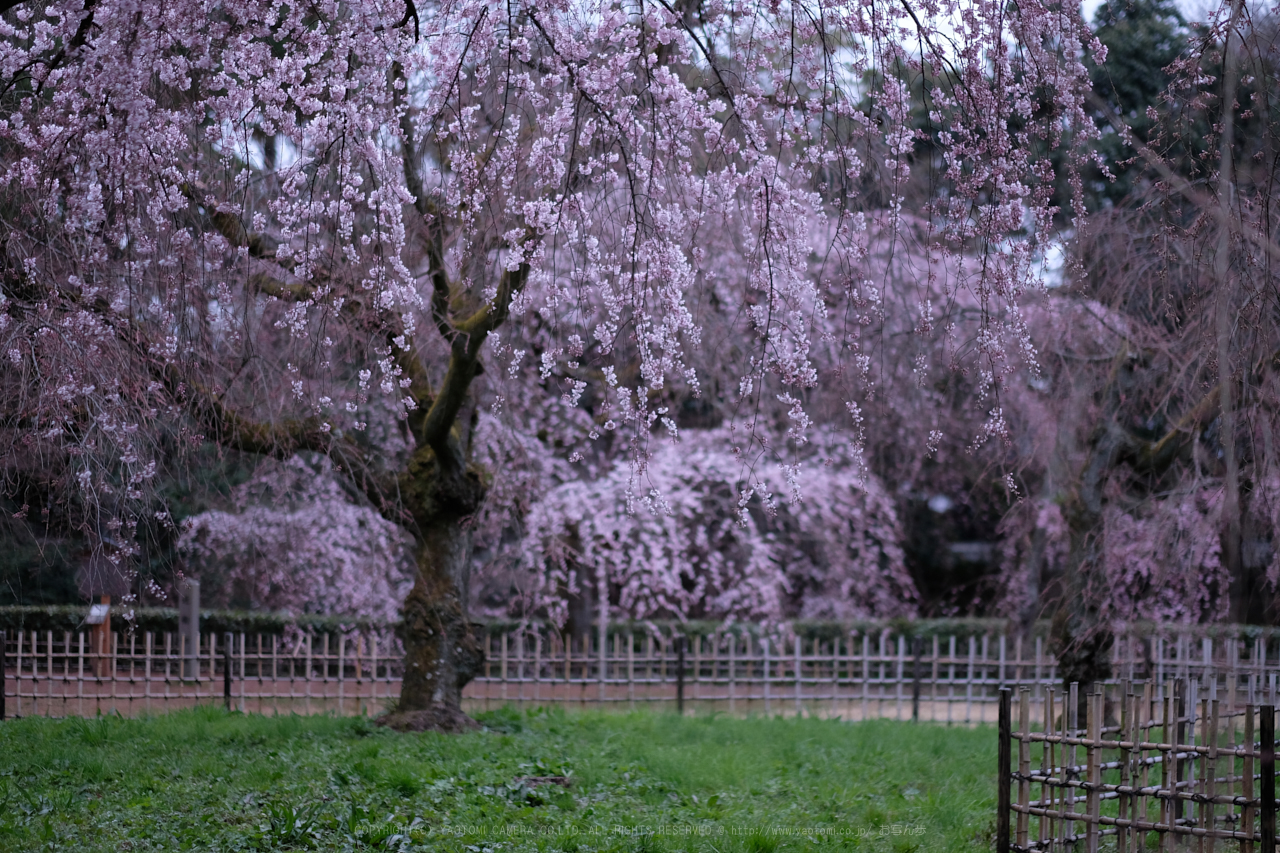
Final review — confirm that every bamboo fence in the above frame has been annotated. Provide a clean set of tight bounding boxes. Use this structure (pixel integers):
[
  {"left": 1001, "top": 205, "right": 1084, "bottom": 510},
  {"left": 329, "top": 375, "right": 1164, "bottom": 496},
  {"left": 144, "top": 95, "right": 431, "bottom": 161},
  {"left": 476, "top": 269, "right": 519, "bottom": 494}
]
[
  {"left": 1, "top": 626, "right": 1278, "bottom": 720},
  {"left": 997, "top": 681, "right": 1278, "bottom": 853}
]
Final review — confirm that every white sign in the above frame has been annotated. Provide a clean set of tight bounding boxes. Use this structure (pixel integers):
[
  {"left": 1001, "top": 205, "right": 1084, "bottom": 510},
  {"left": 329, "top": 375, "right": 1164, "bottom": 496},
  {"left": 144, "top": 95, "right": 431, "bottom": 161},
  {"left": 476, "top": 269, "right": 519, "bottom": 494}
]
[{"left": 86, "top": 603, "right": 109, "bottom": 625}]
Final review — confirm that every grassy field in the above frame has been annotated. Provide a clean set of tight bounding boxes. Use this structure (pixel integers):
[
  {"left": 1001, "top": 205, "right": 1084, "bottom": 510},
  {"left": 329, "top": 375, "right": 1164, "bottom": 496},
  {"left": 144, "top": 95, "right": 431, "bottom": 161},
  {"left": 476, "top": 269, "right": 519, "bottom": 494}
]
[{"left": 0, "top": 706, "right": 998, "bottom": 853}]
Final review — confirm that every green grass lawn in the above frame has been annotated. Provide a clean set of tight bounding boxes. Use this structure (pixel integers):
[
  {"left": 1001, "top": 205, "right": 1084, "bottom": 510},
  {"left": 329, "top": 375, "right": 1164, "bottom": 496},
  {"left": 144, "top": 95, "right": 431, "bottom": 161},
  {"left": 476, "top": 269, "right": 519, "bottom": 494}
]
[{"left": 0, "top": 706, "right": 998, "bottom": 853}]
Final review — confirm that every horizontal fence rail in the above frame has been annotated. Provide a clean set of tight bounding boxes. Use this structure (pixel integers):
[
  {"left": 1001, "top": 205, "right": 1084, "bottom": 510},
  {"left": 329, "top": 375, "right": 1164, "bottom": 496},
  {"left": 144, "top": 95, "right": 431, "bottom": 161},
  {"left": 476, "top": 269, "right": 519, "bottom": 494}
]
[
  {"left": 998, "top": 680, "right": 1279, "bottom": 853},
  {"left": 2, "top": 627, "right": 1279, "bottom": 720}
]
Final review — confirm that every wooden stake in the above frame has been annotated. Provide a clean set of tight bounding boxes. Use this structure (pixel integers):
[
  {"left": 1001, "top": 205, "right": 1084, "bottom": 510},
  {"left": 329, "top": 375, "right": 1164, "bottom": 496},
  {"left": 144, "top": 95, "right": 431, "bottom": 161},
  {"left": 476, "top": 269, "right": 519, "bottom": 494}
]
[
  {"left": 1262, "top": 704, "right": 1275, "bottom": 853},
  {"left": 94, "top": 595, "right": 111, "bottom": 678},
  {"left": 998, "top": 688, "right": 1011, "bottom": 853},
  {"left": 1245, "top": 704, "right": 1255, "bottom": 853},
  {"left": 1086, "top": 691, "right": 1101, "bottom": 853},
  {"left": 1017, "top": 687, "right": 1030, "bottom": 849}
]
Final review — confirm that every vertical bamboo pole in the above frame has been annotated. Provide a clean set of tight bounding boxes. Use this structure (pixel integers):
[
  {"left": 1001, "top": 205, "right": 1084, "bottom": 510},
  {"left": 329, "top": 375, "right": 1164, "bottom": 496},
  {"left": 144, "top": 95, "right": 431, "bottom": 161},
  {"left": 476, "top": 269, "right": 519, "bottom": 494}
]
[
  {"left": 846, "top": 632, "right": 856, "bottom": 718},
  {"left": 514, "top": 629, "right": 524, "bottom": 707},
  {"left": 1141, "top": 681, "right": 1152, "bottom": 850},
  {"left": 497, "top": 631, "right": 506, "bottom": 705},
  {"left": 1194, "top": 686, "right": 1206, "bottom": 853},
  {"left": 966, "top": 635, "right": 976, "bottom": 725},
  {"left": 694, "top": 633, "right": 701, "bottom": 709},
  {"left": 763, "top": 637, "right": 771, "bottom": 716},
  {"left": 1059, "top": 685, "right": 1070, "bottom": 853},
  {"left": 163, "top": 632, "right": 171, "bottom": 705},
  {"left": 788, "top": 630, "right": 798, "bottom": 712},
  {"left": 1119, "top": 687, "right": 1131, "bottom": 853},
  {"left": 646, "top": 632, "right": 654, "bottom": 703},
  {"left": 304, "top": 633, "right": 312, "bottom": 715},
  {"left": 598, "top": 598, "right": 607, "bottom": 705},
  {"left": 725, "top": 632, "right": 733, "bottom": 715},
  {"left": 366, "top": 633, "right": 375, "bottom": 714},
  {"left": 1244, "top": 705, "right": 1255, "bottom": 853},
  {"left": 223, "top": 632, "right": 233, "bottom": 712},
  {"left": 999, "top": 633, "right": 1007, "bottom": 688},
  {"left": 337, "top": 633, "right": 346, "bottom": 716},
  {"left": 1176, "top": 679, "right": 1188, "bottom": 832},
  {"left": 932, "top": 636, "right": 940, "bottom": 725},
  {"left": 1204, "top": 698, "right": 1218, "bottom": 853},
  {"left": 998, "top": 688, "right": 1012, "bottom": 853},
  {"left": 1017, "top": 687, "right": 1031, "bottom": 849},
  {"left": 896, "top": 634, "right": 905, "bottom": 721},
  {"left": 76, "top": 631, "right": 85, "bottom": 717},
  {"left": 1161, "top": 687, "right": 1174, "bottom": 853},
  {"left": 832, "top": 637, "right": 841, "bottom": 714},
  {"left": 144, "top": 631, "right": 152, "bottom": 714},
  {"left": 125, "top": 631, "right": 134, "bottom": 714},
  {"left": 1041, "top": 686, "right": 1054, "bottom": 851},
  {"left": 109, "top": 630, "right": 119, "bottom": 714},
  {"left": 1262, "top": 705, "right": 1275, "bottom": 853},
  {"left": 1228, "top": 638, "right": 1238, "bottom": 721},
  {"left": 272, "top": 634, "right": 280, "bottom": 716},
  {"left": 879, "top": 631, "right": 888, "bottom": 718},
  {"left": 1067, "top": 682, "right": 1079, "bottom": 841},
  {"left": 533, "top": 632, "right": 542, "bottom": 704},
  {"left": 675, "top": 634, "right": 686, "bottom": 715},
  {"left": 356, "top": 633, "right": 364, "bottom": 715},
  {"left": 983, "top": 634, "right": 991, "bottom": 721},
  {"left": 948, "top": 635, "right": 956, "bottom": 726},
  {"left": 1086, "top": 691, "right": 1102, "bottom": 853},
  {"left": 862, "top": 634, "right": 870, "bottom": 722}
]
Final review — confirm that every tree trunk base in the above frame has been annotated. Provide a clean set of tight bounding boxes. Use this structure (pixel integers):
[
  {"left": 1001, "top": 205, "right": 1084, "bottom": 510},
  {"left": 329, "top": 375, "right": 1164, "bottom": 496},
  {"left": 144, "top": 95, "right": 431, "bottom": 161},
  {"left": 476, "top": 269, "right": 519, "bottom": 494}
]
[{"left": 375, "top": 706, "right": 480, "bottom": 733}]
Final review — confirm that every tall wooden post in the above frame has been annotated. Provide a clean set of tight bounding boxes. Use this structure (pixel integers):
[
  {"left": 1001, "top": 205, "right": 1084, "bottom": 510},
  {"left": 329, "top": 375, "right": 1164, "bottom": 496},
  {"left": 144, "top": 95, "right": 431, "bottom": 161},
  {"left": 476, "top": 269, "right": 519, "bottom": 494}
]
[
  {"left": 998, "top": 687, "right": 1012, "bottom": 853},
  {"left": 1263, "top": 705, "right": 1275, "bottom": 853},
  {"left": 223, "top": 632, "right": 233, "bottom": 711},
  {"left": 912, "top": 636, "right": 922, "bottom": 722},
  {"left": 179, "top": 578, "right": 200, "bottom": 680},
  {"left": 94, "top": 594, "right": 111, "bottom": 677},
  {"left": 675, "top": 634, "right": 686, "bottom": 716}
]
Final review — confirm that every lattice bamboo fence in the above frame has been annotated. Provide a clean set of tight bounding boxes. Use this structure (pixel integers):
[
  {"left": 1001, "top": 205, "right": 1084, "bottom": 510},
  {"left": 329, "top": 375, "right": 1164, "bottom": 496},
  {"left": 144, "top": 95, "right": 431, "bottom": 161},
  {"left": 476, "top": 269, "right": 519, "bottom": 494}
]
[
  {"left": 997, "top": 681, "right": 1278, "bottom": 853},
  {"left": 2, "top": 626, "right": 1280, "bottom": 720},
  {"left": 0, "top": 629, "right": 401, "bottom": 718}
]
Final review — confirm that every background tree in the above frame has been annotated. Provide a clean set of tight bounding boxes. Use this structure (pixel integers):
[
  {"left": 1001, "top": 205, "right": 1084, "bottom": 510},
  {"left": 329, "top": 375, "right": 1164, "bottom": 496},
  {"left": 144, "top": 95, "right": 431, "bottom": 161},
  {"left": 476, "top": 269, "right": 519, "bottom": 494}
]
[
  {"left": 1085, "top": 0, "right": 1191, "bottom": 209},
  {"left": 989, "top": 0, "right": 1280, "bottom": 689}
]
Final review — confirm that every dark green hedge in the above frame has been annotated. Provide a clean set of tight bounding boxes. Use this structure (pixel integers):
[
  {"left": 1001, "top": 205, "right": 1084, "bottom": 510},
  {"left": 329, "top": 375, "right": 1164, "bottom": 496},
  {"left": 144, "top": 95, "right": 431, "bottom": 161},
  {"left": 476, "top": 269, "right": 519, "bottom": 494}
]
[
  {"left": 2, "top": 606, "right": 1276, "bottom": 642},
  {"left": 0, "top": 605, "right": 394, "bottom": 636}
]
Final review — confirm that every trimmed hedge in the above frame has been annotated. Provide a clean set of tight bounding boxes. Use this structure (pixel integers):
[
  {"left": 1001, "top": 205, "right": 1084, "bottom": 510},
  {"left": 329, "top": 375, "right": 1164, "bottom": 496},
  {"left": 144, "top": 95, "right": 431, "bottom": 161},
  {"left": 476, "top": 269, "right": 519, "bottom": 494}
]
[
  {"left": 0, "top": 605, "right": 393, "bottom": 636},
  {"left": 2, "top": 606, "right": 1275, "bottom": 643}
]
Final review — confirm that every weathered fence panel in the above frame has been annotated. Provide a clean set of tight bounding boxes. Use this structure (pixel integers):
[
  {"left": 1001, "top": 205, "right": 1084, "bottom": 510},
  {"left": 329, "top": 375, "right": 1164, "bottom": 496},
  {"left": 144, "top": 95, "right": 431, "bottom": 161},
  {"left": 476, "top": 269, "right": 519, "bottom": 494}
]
[
  {"left": 998, "top": 681, "right": 1279, "bottom": 853},
  {"left": 2, "top": 626, "right": 1278, "bottom": 720}
]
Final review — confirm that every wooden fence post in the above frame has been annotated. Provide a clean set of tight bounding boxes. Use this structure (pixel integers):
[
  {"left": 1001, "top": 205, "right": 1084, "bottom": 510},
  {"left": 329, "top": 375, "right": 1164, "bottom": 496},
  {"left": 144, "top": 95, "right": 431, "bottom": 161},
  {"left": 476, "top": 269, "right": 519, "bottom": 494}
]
[
  {"left": 1244, "top": 705, "right": 1256, "bottom": 853},
  {"left": 676, "top": 634, "right": 686, "bottom": 716},
  {"left": 912, "top": 636, "right": 921, "bottom": 722},
  {"left": 1263, "top": 704, "right": 1275, "bottom": 853},
  {"left": 1017, "top": 687, "right": 1030, "bottom": 850},
  {"left": 0, "top": 630, "right": 5, "bottom": 722},
  {"left": 998, "top": 687, "right": 1011, "bottom": 853},
  {"left": 1086, "top": 691, "right": 1101, "bottom": 853},
  {"left": 223, "top": 632, "right": 233, "bottom": 712}
]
